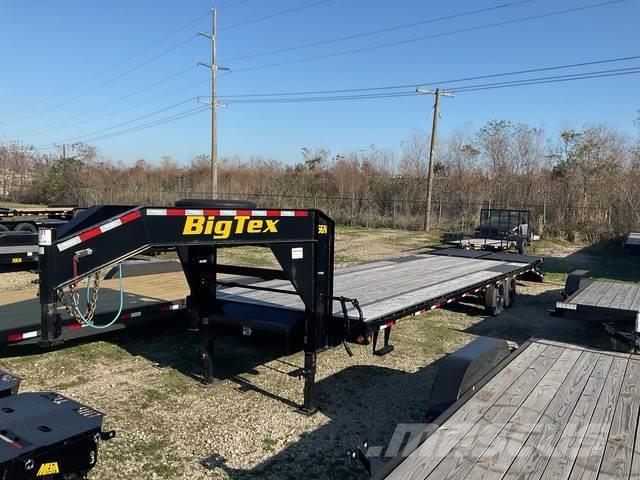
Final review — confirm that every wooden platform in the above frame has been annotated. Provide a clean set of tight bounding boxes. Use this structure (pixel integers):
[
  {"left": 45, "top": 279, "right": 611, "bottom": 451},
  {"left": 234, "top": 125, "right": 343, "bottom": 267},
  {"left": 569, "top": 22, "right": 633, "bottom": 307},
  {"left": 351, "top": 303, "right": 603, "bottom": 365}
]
[
  {"left": 217, "top": 252, "right": 534, "bottom": 324},
  {"left": 556, "top": 280, "right": 640, "bottom": 323},
  {"left": 386, "top": 339, "right": 640, "bottom": 480}
]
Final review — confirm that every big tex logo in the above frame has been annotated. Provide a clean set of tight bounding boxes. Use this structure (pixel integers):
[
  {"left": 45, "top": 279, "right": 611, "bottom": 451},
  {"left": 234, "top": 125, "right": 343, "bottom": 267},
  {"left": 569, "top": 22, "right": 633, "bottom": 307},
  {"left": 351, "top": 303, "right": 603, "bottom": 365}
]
[{"left": 182, "top": 215, "right": 279, "bottom": 239}]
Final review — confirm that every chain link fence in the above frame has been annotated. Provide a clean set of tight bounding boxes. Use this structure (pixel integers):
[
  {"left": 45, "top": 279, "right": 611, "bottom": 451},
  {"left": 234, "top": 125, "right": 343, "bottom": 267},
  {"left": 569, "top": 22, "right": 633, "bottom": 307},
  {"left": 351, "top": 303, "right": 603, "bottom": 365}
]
[{"left": 73, "top": 187, "right": 632, "bottom": 239}]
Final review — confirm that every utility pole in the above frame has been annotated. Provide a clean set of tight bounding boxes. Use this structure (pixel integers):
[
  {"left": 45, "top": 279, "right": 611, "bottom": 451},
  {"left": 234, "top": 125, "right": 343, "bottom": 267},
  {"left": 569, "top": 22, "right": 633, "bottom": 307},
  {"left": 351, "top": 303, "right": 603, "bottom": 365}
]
[
  {"left": 416, "top": 88, "right": 454, "bottom": 231},
  {"left": 198, "top": 6, "right": 229, "bottom": 199}
]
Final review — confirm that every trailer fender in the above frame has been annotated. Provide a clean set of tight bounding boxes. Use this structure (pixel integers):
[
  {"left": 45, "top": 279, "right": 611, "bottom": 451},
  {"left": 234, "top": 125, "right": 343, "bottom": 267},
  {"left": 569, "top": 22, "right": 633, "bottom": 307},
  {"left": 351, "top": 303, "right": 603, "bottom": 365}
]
[
  {"left": 427, "top": 336, "right": 511, "bottom": 417},
  {"left": 563, "top": 270, "right": 591, "bottom": 298}
]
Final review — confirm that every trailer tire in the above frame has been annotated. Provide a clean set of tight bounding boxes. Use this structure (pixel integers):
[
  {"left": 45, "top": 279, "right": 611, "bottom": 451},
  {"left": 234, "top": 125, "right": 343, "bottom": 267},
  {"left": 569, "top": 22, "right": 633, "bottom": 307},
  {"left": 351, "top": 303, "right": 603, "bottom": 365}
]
[
  {"left": 484, "top": 283, "right": 505, "bottom": 316},
  {"left": 174, "top": 199, "right": 257, "bottom": 209},
  {"left": 516, "top": 238, "right": 527, "bottom": 255},
  {"left": 0, "top": 224, "right": 8, "bottom": 232},
  {"left": 504, "top": 277, "right": 517, "bottom": 308},
  {"left": 14, "top": 222, "right": 37, "bottom": 233}
]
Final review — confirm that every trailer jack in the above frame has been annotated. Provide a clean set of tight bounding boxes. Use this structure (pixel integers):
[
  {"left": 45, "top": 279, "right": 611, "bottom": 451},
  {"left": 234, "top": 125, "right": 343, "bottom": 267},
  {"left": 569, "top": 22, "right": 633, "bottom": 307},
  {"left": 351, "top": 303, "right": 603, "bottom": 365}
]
[{"left": 372, "top": 324, "right": 394, "bottom": 356}]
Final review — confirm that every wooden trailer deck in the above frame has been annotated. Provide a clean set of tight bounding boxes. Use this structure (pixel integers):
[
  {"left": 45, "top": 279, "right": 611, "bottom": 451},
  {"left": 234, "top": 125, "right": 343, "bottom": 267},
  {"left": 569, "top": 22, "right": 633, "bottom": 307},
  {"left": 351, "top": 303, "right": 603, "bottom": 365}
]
[
  {"left": 385, "top": 339, "right": 640, "bottom": 480},
  {"left": 216, "top": 250, "right": 540, "bottom": 327},
  {"left": 556, "top": 280, "right": 640, "bottom": 323}
]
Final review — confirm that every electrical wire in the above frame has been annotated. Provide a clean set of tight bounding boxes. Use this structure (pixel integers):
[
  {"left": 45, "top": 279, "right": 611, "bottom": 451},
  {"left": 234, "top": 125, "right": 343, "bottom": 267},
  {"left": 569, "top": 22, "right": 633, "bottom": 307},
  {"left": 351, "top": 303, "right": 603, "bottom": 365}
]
[
  {"left": 230, "top": 0, "right": 628, "bottom": 73},
  {"left": 36, "top": 98, "right": 198, "bottom": 148},
  {"left": 35, "top": 105, "right": 208, "bottom": 149},
  {"left": 10, "top": 6, "right": 213, "bottom": 124},
  {"left": 219, "top": 0, "right": 336, "bottom": 31},
  {"left": 16, "top": 78, "right": 209, "bottom": 138},
  {"left": 11, "top": 36, "right": 199, "bottom": 125},
  {"left": 218, "top": 54, "right": 640, "bottom": 99},
  {"left": 221, "top": 0, "right": 539, "bottom": 62},
  {"left": 13, "top": 65, "right": 200, "bottom": 136}
]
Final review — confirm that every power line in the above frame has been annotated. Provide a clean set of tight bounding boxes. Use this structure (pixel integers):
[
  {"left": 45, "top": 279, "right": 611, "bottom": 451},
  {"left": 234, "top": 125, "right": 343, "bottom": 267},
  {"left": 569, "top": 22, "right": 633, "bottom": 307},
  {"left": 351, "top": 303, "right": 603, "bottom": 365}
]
[
  {"left": 10, "top": 11, "right": 212, "bottom": 122},
  {"left": 218, "top": 0, "right": 336, "bottom": 31},
  {"left": 36, "top": 98, "right": 197, "bottom": 149},
  {"left": 15, "top": 78, "right": 210, "bottom": 138},
  {"left": 35, "top": 105, "right": 209, "bottom": 150},
  {"left": 218, "top": 54, "right": 640, "bottom": 99},
  {"left": 29, "top": 62, "right": 640, "bottom": 148},
  {"left": 11, "top": 36, "right": 199, "bottom": 126},
  {"left": 222, "top": 65, "right": 640, "bottom": 104},
  {"left": 12, "top": 65, "right": 200, "bottom": 136},
  {"left": 230, "top": 0, "right": 627, "bottom": 74},
  {"left": 221, "top": 0, "right": 538, "bottom": 62}
]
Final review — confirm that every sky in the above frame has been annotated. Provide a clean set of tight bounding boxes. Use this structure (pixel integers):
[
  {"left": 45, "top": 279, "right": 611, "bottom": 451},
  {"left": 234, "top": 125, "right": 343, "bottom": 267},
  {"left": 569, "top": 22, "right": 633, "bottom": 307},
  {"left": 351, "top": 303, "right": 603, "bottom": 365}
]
[{"left": 0, "top": 0, "right": 638, "bottom": 165}]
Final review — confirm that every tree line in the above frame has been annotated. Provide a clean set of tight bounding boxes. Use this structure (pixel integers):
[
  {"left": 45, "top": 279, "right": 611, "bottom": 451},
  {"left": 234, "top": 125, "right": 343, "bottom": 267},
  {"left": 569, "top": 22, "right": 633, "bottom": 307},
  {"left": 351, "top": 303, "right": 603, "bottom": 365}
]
[{"left": 1, "top": 119, "right": 639, "bottom": 241}]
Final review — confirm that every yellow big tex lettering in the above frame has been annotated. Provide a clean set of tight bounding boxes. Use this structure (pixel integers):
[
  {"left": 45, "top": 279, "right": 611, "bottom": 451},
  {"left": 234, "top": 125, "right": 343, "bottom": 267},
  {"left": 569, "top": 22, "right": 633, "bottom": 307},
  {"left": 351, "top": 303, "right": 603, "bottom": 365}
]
[{"left": 182, "top": 216, "right": 280, "bottom": 239}]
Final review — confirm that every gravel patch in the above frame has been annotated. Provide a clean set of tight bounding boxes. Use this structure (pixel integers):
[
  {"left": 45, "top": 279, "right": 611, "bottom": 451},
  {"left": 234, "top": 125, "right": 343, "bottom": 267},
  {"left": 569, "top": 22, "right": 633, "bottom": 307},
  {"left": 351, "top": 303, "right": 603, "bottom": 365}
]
[{"left": 0, "top": 270, "right": 37, "bottom": 291}]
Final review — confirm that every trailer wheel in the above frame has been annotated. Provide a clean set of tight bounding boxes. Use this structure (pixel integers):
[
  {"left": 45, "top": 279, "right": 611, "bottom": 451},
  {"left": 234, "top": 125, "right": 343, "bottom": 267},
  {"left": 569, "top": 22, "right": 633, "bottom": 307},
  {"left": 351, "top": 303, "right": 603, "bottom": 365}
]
[
  {"left": 0, "top": 224, "right": 8, "bottom": 232},
  {"left": 484, "top": 283, "right": 505, "bottom": 316},
  {"left": 174, "top": 199, "right": 257, "bottom": 209},
  {"left": 516, "top": 238, "right": 527, "bottom": 255},
  {"left": 14, "top": 222, "right": 37, "bottom": 233},
  {"left": 504, "top": 277, "right": 517, "bottom": 308}
]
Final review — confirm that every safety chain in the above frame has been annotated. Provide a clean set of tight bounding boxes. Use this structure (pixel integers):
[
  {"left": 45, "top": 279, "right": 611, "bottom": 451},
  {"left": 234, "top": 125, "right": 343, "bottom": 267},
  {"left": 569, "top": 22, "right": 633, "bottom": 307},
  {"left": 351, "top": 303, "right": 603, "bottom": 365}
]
[{"left": 56, "top": 254, "right": 102, "bottom": 325}]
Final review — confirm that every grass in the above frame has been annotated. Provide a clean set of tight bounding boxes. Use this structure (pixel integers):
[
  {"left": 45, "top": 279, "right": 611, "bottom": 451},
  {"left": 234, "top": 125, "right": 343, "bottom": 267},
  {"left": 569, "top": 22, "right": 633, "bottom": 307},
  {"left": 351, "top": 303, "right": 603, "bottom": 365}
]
[{"left": 534, "top": 236, "right": 640, "bottom": 283}]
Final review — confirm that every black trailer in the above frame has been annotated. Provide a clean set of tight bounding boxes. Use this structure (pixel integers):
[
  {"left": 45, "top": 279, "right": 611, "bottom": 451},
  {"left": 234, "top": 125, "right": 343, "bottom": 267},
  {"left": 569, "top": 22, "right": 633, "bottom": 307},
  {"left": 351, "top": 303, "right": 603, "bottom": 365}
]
[
  {"left": 10, "top": 202, "right": 542, "bottom": 412},
  {"left": 554, "top": 270, "right": 640, "bottom": 350},
  {"left": 362, "top": 338, "right": 640, "bottom": 480},
  {"left": 0, "top": 206, "right": 78, "bottom": 270},
  {"left": 625, "top": 233, "right": 640, "bottom": 255},
  {"left": 447, "top": 208, "right": 536, "bottom": 255}
]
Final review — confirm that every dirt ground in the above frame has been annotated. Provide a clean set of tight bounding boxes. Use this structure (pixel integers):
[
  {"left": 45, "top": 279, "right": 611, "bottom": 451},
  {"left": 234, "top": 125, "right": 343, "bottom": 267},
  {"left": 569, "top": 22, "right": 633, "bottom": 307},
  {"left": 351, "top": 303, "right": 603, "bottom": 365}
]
[{"left": 0, "top": 227, "right": 628, "bottom": 479}]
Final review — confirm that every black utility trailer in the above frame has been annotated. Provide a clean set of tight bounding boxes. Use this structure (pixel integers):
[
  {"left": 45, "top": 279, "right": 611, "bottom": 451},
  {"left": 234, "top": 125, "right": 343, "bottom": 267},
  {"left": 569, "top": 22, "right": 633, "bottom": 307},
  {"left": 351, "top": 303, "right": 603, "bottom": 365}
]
[
  {"left": 554, "top": 270, "right": 640, "bottom": 351},
  {"left": 447, "top": 208, "right": 535, "bottom": 255},
  {"left": 13, "top": 202, "right": 542, "bottom": 412},
  {"left": 361, "top": 338, "right": 640, "bottom": 480},
  {"left": 0, "top": 206, "right": 78, "bottom": 270}
]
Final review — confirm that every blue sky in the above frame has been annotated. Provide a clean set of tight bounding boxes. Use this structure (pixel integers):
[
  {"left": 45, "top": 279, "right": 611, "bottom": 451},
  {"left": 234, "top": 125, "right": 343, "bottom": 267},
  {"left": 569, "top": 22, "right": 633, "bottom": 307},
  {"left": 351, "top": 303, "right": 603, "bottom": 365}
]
[{"left": 0, "top": 0, "right": 638, "bottom": 165}]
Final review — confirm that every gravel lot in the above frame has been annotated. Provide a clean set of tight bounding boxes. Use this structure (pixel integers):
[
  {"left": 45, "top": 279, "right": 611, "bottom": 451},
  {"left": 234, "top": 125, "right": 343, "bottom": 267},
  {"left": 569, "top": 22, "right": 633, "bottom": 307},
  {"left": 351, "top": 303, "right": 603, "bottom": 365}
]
[{"left": 0, "top": 228, "right": 618, "bottom": 479}]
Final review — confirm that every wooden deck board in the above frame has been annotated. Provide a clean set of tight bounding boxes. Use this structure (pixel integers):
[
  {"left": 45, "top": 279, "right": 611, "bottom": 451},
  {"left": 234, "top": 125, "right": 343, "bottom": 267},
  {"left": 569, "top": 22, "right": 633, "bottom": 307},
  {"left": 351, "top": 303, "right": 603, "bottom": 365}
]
[
  {"left": 462, "top": 349, "right": 586, "bottom": 480},
  {"left": 503, "top": 354, "right": 610, "bottom": 480},
  {"left": 422, "top": 346, "right": 563, "bottom": 480},
  {"left": 598, "top": 359, "right": 640, "bottom": 480},
  {"left": 386, "top": 341, "right": 640, "bottom": 480},
  {"left": 386, "top": 342, "right": 549, "bottom": 480}
]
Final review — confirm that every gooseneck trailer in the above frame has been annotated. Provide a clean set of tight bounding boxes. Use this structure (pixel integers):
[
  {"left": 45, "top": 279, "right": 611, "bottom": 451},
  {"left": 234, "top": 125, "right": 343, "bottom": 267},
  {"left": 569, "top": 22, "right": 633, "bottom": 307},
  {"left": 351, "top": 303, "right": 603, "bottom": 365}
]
[{"left": 3, "top": 202, "right": 542, "bottom": 413}]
